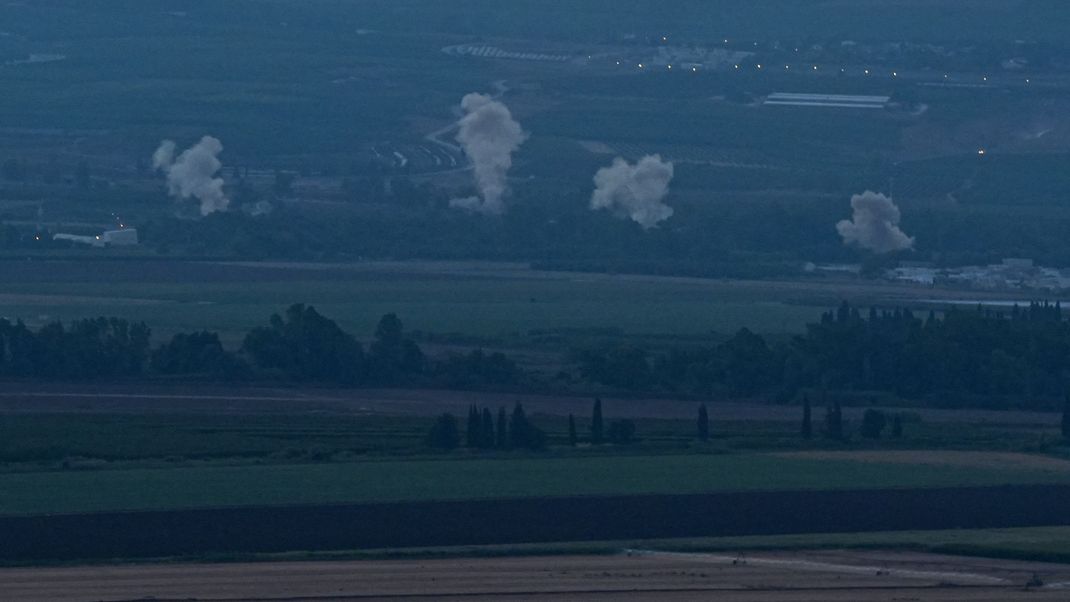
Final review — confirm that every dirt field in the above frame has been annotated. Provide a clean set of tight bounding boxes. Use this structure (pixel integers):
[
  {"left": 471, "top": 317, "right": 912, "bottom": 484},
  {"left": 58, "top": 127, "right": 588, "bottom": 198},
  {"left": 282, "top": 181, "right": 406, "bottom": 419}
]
[
  {"left": 0, "top": 383, "right": 1059, "bottom": 426},
  {"left": 3, "top": 551, "right": 1069, "bottom": 601}
]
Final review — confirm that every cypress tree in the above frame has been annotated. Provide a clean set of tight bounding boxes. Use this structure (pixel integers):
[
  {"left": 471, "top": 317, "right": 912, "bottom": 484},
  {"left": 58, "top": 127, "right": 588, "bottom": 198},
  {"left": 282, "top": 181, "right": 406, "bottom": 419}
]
[
  {"left": 481, "top": 407, "right": 495, "bottom": 449},
  {"left": 568, "top": 414, "right": 578, "bottom": 447},
  {"left": 860, "top": 409, "right": 887, "bottom": 439},
  {"left": 891, "top": 414, "right": 903, "bottom": 439},
  {"left": 509, "top": 403, "right": 529, "bottom": 448},
  {"left": 507, "top": 402, "right": 546, "bottom": 450},
  {"left": 825, "top": 401, "right": 844, "bottom": 440},
  {"left": 465, "top": 405, "right": 480, "bottom": 448},
  {"left": 697, "top": 404, "right": 710, "bottom": 441},
  {"left": 497, "top": 407, "right": 508, "bottom": 449},
  {"left": 801, "top": 395, "right": 812, "bottom": 439},
  {"left": 591, "top": 397, "right": 604, "bottom": 444}
]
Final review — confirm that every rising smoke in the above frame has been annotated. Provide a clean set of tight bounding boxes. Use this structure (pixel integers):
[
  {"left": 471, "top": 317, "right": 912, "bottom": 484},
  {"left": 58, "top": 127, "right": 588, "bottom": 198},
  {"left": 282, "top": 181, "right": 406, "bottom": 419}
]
[
  {"left": 450, "top": 93, "right": 527, "bottom": 215},
  {"left": 590, "top": 155, "right": 675, "bottom": 229},
  {"left": 836, "top": 191, "right": 914, "bottom": 253},
  {"left": 153, "top": 136, "right": 229, "bottom": 216}
]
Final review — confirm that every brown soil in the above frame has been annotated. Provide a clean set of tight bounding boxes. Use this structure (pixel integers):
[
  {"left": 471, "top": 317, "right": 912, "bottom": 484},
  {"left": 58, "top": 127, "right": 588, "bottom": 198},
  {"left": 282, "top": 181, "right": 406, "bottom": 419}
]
[{"left": 2, "top": 551, "right": 1068, "bottom": 601}]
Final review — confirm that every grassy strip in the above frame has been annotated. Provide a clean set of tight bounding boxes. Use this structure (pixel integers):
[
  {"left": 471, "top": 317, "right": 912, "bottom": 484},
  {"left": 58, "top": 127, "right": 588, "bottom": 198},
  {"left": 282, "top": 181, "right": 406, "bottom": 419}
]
[{"left": 3, "top": 452, "right": 1070, "bottom": 515}]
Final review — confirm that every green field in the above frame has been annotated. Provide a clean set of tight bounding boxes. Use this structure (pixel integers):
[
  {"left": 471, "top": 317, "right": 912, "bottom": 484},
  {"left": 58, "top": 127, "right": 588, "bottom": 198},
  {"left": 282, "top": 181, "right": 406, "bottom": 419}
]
[
  {"left": 0, "top": 260, "right": 835, "bottom": 342},
  {"left": 0, "top": 412, "right": 433, "bottom": 463},
  {"left": 1, "top": 398, "right": 1065, "bottom": 517},
  {"left": 0, "top": 409, "right": 1060, "bottom": 466},
  {"left": 3, "top": 452, "right": 1069, "bottom": 516}
]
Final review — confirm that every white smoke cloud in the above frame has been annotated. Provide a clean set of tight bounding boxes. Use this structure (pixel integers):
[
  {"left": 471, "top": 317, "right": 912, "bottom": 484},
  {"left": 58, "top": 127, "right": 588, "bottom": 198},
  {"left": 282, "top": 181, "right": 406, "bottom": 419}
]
[
  {"left": 590, "top": 155, "right": 675, "bottom": 229},
  {"left": 152, "top": 140, "right": 175, "bottom": 171},
  {"left": 153, "top": 136, "right": 229, "bottom": 216},
  {"left": 450, "top": 93, "right": 527, "bottom": 215},
  {"left": 836, "top": 191, "right": 914, "bottom": 253}
]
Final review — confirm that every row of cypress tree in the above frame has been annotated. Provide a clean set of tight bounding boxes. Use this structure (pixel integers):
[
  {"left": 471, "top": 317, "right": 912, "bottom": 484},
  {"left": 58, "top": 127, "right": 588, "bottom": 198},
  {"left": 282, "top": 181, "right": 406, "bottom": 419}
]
[
  {"left": 434, "top": 395, "right": 1069, "bottom": 451},
  {"left": 463, "top": 403, "right": 546, "bottom": 450}
]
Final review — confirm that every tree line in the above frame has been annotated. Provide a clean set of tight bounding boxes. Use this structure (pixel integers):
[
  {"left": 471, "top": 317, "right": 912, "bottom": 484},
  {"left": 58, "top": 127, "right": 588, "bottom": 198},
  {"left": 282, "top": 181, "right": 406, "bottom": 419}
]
[
  {"left": 7, "top": 301, "right": 1070, "bottom": 413},
  {"left": 0, "top": 304, "right": 519, "bottom": 387},
  {"left": 426, "top": 396, "right": 938, "bottom": 453},
  {"left": 577, "top": 301, "right": 1070, "bottom": 410},
  {"left": 426, "top": 397, "right": 658, "bottom": 451}
]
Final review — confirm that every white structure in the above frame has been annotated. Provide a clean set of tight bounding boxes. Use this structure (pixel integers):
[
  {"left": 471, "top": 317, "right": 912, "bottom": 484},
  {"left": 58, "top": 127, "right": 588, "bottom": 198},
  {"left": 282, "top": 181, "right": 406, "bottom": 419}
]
[
  {"left": 54, "top": 228, "right": 138, "bottom": 248},
  {"left": 764, "top": 93, "right": 891, "bottom": 109},
  {"left": 442, "top": 44, "right": 571, "bottom": 63},
  {"left": 885, "top": 258, "right": 1070, "bottom": 292},
  {"left": 648, "top": 47, "right": 752, "bottom": 70}
]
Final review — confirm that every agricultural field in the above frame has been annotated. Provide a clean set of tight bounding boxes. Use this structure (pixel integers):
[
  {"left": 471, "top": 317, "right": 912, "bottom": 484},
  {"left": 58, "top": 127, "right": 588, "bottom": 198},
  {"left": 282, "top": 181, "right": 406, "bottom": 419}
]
[
  {"left": 4, "top": 549, "right": 1070, "bottom": 601},
  {"left": 0, "top": 259, "right": 828, "bottom": 341},
  {"left": 4, "top": 451, "right": 1070, "bottom": 516},
  {"left": 2, "top": 1, "right": 1070, "bottom": 577},
  {"left": 0, "top": 258, "right": 1037, "bottom": 345},
  {"left": 0, "top": 383, "right": 1065, "bottom": 516}
]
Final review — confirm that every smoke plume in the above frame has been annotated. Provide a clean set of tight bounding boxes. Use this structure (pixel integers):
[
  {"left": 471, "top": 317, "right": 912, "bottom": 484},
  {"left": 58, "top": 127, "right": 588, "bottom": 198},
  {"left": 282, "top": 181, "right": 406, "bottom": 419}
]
[
  {"left": 450, "top": 93, "right": 527, "bottom": 214},
  {"left": 590, "top": 155, "right": 675, "bottom": 229},
  {"left": 153, "top": 136, "right": 229, "bottom": 216},
  {"left": 836, "top": 191, "right": 914, "bottom": 253}
]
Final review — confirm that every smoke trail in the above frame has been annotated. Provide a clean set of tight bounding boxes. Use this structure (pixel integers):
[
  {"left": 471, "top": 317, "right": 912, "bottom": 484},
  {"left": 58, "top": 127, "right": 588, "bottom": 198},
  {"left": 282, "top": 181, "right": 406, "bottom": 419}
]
[
  {"left": 590, "top": 155, "right": 675, "bottom": 229},
  {"left": 153, "top": 136, "right": 229, "bottom": 216},
  {"left": 836, "top": 191, "right": 914, "bottom": 253},
  {"left": 450, "top": 93, "right": 527, "bottom": 214}
]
